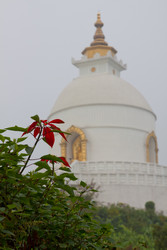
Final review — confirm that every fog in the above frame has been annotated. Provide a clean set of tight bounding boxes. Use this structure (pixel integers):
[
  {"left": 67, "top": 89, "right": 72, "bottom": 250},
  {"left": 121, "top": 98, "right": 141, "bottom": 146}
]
[{"left": 1, "top": 0, "right": 167, "bottom": 165}]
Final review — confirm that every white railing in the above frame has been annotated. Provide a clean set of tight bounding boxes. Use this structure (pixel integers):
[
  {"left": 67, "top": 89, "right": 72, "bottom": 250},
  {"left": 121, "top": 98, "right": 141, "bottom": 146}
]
[{"left": 71, "top": 161, "right": 167, "bottom": 187}]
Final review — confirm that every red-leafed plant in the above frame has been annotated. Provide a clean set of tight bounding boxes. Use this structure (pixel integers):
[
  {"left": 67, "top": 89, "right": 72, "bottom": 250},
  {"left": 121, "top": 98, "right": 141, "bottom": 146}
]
[
  {"left": 19, "top": 115, "right": 70, "bottom": 174},
  {"left": 0, "top": 115, "right": 112, "bottom": 249},
  {"left": 22, "top": 117, "right": 66, "bottom": 147}
]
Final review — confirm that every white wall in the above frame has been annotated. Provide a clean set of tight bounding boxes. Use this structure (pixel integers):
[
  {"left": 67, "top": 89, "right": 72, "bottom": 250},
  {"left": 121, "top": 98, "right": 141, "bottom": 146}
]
[
  {"left": 71, "top": 161, "right": 167, "bottom": 214},
  {"left": 50, "top": 104, "right": 156, "bottom": 162}
]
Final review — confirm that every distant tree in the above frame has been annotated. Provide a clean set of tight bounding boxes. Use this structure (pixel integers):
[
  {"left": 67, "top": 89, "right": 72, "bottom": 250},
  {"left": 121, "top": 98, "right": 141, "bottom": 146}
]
[
  {"left": 145, "top": 201, "right": 155, "bottom": 212},
  {"left": 93, "top": 203, "right": 167, "bottom": 249},
  {"left": 153, "top": 223, "right": 167, "bottom": 249}
]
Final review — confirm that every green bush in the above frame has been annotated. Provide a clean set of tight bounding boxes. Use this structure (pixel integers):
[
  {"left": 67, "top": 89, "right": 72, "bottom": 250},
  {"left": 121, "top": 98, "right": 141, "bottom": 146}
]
[
  {"left": 2, "top": 115, "right": 166, "bottom": 249},
  {"left": 0, "top": 115, "right": 113, "bottom": 249}
]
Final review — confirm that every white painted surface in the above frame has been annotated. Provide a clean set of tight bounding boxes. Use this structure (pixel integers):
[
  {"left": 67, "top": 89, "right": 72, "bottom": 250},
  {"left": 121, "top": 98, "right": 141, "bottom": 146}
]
[
  {"left": 50, "top": 74, "right": 154, "bottom": 115},
  {"left": 50, "top": 104, "right": 156, "bottom": 162},
  {"left": 49, "top": 49, "right": 165, "bottom": 212},
  {"left": 71, "top": 161, "right": 167, "bottom": 214},
  {"left": 72, "top": 52, "right": 126, "bottom": 77}
]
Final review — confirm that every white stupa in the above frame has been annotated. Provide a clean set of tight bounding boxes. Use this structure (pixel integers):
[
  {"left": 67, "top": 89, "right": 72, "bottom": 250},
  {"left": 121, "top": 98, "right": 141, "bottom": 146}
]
[{"left": 49, "top": 14, "right": 167, "bottom": 213}]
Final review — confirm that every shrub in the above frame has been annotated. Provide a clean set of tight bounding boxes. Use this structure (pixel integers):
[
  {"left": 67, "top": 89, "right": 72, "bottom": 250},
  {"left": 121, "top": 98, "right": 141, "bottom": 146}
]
[{"left": 0, "top": 115, "right": 112, "bottom": 249}]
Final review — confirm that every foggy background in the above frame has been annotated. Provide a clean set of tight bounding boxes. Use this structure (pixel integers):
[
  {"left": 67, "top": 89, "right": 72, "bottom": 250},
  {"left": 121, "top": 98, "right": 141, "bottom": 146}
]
[{"left": 1, "top": 0, "right": 167, "bottom": 165}]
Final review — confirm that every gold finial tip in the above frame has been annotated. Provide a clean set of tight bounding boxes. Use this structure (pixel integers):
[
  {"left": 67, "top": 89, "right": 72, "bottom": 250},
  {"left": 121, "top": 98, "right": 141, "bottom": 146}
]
[
  {"left": 82, "top": 13, "right": 118, "bottom": 58},
  {"left": 95, "top": 12, "right": 103, "bottom": 28},
  {"left": 97, "top": 12, "right": 101, "bottom": 20}
]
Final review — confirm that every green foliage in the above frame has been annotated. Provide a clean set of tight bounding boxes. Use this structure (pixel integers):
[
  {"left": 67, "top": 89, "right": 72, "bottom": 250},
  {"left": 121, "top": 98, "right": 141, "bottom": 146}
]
[
  {"left": 153, "top": 223, "right": 167, "bottom": 249},
  {"left": 145, "top": 201, "right": 155, "bottom": 212},
  {"left": 93, "top": 203, "right": 167, "bottom": 249},
  {"left": 0, "top": 117, "right": 113, "bottom": 249},
  {"left": 111, "top": 225, "right": 155, "bottom": 249},
  {"left": 1, "top": 116, "right": 167, "bottom": 249}
]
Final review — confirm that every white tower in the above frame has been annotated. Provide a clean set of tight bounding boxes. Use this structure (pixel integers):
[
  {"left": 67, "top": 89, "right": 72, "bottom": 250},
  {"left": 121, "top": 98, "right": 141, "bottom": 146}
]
[{"left": 49, "top": 14, "right": 167, "bottom": 213}]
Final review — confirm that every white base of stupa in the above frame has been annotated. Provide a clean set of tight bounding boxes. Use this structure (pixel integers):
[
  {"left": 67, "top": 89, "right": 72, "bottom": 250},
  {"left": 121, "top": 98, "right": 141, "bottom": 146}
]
[{"left": 71, "top": 161, "right": 167, "bottom": 214}]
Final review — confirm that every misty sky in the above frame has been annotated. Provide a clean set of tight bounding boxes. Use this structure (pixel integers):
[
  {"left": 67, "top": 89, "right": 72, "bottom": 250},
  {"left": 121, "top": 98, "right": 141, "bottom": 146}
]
[{"left": 1, "top": 0, "right": 167, "bottom": 165}]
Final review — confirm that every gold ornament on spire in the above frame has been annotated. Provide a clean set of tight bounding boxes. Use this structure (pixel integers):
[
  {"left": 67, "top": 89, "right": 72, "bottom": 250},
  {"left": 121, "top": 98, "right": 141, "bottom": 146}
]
[
  {"left": 82, "top": 13, "right": 117, "bottom": 58},
  {"left": 91, "top": 13, "right": 108, "bottom": 47}
]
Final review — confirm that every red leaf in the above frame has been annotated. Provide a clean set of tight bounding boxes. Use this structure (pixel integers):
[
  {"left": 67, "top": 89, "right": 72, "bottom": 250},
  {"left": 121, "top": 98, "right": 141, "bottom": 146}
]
[
  {"left": 50, "top": 124, "right": 67, "bottom": 142},
  {"left": 41, "top": 159, "right": 49, "bottom": 162},
  {"left": 49, "top": 119, "right": 64, "bottom": 124},
  {"left": 27, "top": 121, "right": 38, "bottom": 133},
  {"left": 49, "top": 124, "right": 59, "bottom": 130},
  {"left": 41, "top": 120, "right": 47, "bottom": 125},
  {"left": 42, "top": 127, "right": 47, "bottom": 137},
  {"left": 21, "top": 131, "right": 27, "bottom": 137},
  {"left": 41, "top": 158, "right": 57, "bottom": 164},
  {"left": 34, "top": 127, "right": 41, "bottom": 138},
  {"left": 59, "top": 132, "right": 67, "bottom": 142},
  {"left": 60, "top": 157, "right": 70, "bottom": 168},
  {"left": 43, "top": 127, "right": 55, "bottom": 147}
]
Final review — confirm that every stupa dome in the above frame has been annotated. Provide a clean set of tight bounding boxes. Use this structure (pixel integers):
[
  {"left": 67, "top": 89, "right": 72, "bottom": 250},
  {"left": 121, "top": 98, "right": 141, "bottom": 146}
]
[
  {"left": 50, "top": 73, "right": 154, "bottom": 116},
  {"left": 48, "top": 14, "right": 167, "bottom": 214},
  {"left": 49, "top": 13, "right": 157, "bottom": 164}
]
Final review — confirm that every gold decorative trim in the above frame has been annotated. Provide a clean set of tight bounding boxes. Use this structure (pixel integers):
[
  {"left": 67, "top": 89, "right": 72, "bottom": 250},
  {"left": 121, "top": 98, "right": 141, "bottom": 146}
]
[
  {"left": 91, "top": 67, "right": 96, "bottom": 72},
  {"left": 60, "top": 125, "right": 87, "bottom": 162},
  {"left": 82, "top": 13, "right": 117, "bottom": 58},
  {"left": 146, "top": 131, "right": 158, "bottom": 163},
  {"left": 82, "top": 45, "right": 117, "bottom": 58}
]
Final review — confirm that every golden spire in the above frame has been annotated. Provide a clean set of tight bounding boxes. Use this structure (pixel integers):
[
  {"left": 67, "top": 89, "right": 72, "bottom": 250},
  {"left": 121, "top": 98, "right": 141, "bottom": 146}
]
[
  {"left": 91, "top": 13, "right": 108, "bottom": 47},
  {"left": 82, "top": 13, "right": 117, "bottom": 58}
]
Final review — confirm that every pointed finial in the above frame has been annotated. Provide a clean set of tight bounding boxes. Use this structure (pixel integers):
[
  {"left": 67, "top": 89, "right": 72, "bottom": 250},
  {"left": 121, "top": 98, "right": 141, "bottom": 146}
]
[
  {"left": 82, "top": 13, "right": 117, "bottom": 58},
  {"left": 91, "top": 13, "right": 108, "bottom": 46}
]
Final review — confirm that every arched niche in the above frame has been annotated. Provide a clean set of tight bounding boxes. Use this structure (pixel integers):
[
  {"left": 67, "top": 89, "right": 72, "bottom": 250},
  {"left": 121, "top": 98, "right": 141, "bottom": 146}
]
[
  {"left": 60, "top": 125, "right": 87, "bottom": 163},
  {"left": 146, "top": 131, "right": 158, "bottom": 163}
]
